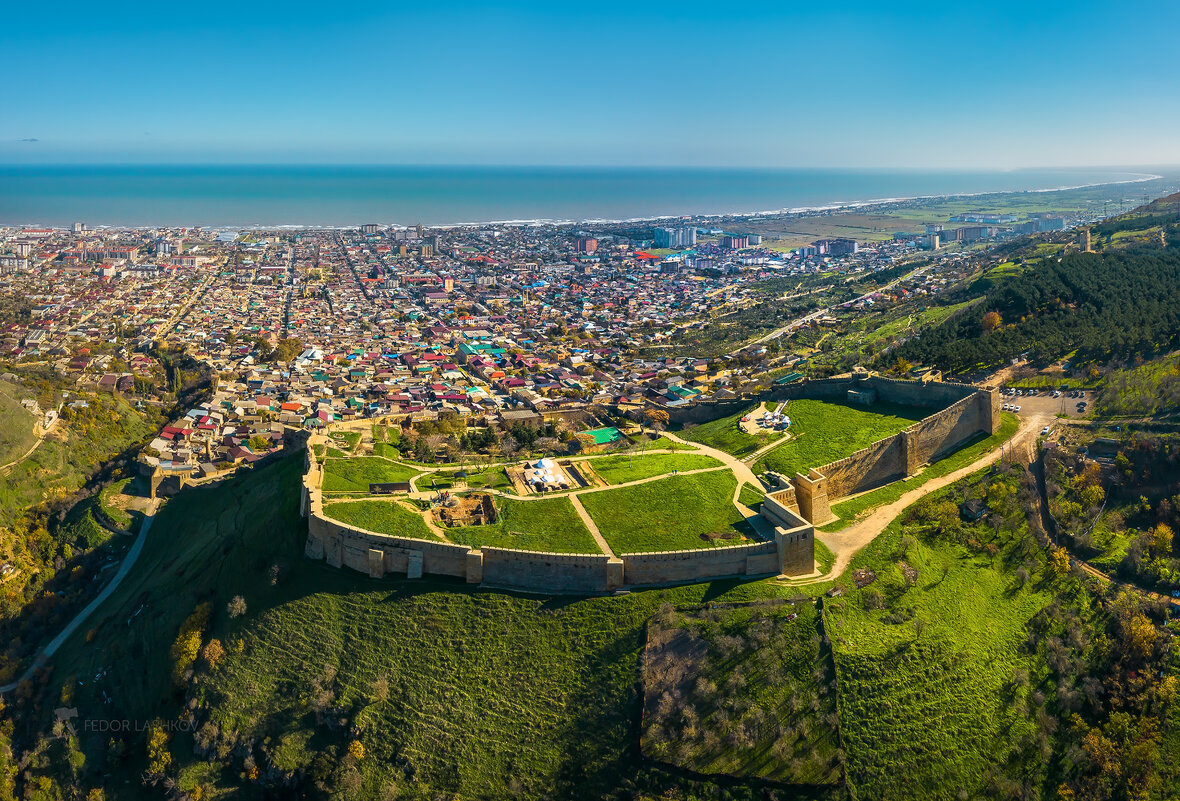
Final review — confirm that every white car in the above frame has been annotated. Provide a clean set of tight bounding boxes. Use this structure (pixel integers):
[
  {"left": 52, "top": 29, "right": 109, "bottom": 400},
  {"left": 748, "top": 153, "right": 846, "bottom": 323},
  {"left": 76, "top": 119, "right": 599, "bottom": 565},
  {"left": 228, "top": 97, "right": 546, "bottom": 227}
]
[
  {"left": 1041, "top": 426, "right": 1050, "bottom": 435},
  {"left": 1014, "top": 405, "right": 1021, "bottom": 412}
]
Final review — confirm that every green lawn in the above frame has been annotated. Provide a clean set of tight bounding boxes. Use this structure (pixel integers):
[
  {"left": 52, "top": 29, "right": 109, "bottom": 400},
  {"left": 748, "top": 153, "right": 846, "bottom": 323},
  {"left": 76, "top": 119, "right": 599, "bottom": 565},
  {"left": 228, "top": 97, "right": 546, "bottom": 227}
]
[
  {"left": 321, "top": 499, "right": 439, "bottom": 541},
  {"left": 327, "top": 430, "right": 361, "bottom": 453},
  {"left": 585, "top": 452, "right": 722, "bottom": 484},
  {"left": 753, "top": 400, "right": 928, "bottom": 478},
  {"left": 581, "top": 471, "right": 756, "bottom": 553},
  {"left": 820, "top": 412, "right": 1020, "bottom": 532},
  {"left": 421, "top": 466, "right": 513, "bottom": 494},
  {"left": 443, "top": 496, "right": 600, "bottom": 553},
  {"left": 321, "top": 457, "right": 420, "bottom": 493},
  {"left": 680, "top": 403, "right": 783, "bottom": 457}
]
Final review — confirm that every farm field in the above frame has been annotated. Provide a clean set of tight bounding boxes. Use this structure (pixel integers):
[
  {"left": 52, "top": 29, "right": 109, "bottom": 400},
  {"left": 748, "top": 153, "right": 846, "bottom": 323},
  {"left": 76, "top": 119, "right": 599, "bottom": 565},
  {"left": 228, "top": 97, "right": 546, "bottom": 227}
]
[
  {"left": 584, "top": 452, "right": 722, "bottom": 484},
  {"left": 321, "top": 498, "right": 439, "bottom": 541},
  {"left": 753, "top": 400, "right": 927, "bottom": 477},
  {"left": 321, "top": 457, "right": 421, "bottom": 492},
  {"left": 443, "top": 496, "right": 600, "bottom": 553},
  {"left": 580, "top": 471, "right": 755, "bottom": 553}
]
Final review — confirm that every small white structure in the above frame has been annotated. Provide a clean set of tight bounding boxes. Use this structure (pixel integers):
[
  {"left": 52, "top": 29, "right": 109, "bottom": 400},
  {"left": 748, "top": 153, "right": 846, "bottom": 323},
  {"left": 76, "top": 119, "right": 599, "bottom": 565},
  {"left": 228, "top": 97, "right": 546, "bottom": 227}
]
[{"left": 523, "top": 457, "right": 570, "bottom": 492}]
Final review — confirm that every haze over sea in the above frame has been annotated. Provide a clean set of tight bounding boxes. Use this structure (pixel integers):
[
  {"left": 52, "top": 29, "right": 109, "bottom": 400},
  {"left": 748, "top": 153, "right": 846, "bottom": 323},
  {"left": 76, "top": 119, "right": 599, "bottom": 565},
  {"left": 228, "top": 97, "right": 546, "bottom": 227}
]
[{"left": 0, "top": 165, "right": 1161, "bottom": 228}]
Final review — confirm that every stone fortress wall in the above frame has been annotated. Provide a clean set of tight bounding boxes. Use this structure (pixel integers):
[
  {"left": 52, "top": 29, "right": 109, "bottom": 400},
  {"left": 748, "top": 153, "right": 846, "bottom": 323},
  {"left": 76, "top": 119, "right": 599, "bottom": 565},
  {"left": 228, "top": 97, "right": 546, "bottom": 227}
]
[{"left": 302, "top": 376, "right": 999, "bottom": 592}]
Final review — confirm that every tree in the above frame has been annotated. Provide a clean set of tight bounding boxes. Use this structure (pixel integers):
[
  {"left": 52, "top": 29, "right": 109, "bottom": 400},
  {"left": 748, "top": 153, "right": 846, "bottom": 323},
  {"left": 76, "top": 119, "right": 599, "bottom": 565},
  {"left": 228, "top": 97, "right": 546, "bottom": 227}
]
[
  {"left": 1152, "top": 523, "right": 1174, "bottom": 558},
  {"left": 348, "top": 740, "right": 365, "bottom": 761},
  {"left": 982, "top": 310, "right": 1002, "bottom": 332},
  {"left": 643, "top": 408, "right": 670, "bottom": 437},
  {"left": 227, "top": 595, "right": 247, "bottom": 619},
  {"left": 201, "top": 638, "right": 225, "bottom": 669}
]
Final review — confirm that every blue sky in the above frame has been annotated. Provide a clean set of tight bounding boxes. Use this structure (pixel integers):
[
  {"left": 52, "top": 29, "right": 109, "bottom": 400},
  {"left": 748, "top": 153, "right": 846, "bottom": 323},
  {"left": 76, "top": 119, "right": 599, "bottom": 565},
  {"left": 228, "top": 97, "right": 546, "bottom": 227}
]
[{"left": 1, "top": 0, "right": 1177, "bottom": 167}]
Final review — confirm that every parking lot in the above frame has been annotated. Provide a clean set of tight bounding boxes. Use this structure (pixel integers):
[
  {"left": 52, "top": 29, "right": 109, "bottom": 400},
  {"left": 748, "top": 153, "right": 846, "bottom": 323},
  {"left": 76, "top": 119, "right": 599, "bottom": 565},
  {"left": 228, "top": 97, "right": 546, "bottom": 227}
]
[{"left": 999, "top": 388, "right": 1090, "bottom": 420}]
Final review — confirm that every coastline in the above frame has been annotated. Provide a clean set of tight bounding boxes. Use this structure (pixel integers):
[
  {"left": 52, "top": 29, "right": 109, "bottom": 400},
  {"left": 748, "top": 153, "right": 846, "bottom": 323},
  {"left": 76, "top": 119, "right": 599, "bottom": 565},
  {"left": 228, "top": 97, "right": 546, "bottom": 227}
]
[{"left": 0, "top": 168, "right": 1165, "bottom": 231}]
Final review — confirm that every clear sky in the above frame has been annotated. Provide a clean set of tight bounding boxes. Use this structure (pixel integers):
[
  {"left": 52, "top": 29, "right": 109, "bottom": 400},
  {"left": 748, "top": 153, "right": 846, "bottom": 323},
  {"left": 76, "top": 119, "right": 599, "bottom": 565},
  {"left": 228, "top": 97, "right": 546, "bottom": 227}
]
[{"left": 2, "top": 0, "right": 1177, "bottom": 167}]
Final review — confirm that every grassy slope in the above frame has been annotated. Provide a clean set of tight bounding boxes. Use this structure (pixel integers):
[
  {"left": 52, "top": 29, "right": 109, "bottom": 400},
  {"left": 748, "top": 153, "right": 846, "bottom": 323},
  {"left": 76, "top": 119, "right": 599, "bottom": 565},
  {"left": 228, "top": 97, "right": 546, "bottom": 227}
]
[
  {"left": 680, "top": 404, "right": 782, "bottom": 457},
  {"left": 321, "top": 499, "right": 439, "bottom": 541},
  {"left": 444, "top": 496, "right": 600, "bottom": 553},
  {"left": 0, "top": 395, "right": 157, "bottom": 530},
  {"left": 586, "top": 452, "right": 722, "bottom": 484},
  {"left": 0, "top": 382, "right": 37, "bottom": 467},
  {"left": 825, "top": 483, "right": 1051, "bottom": 799},
  {"left": 321, "top": 457, "right": 421, "bottom": 492},
  {"left": 753, "top": 400, "right": 928, "bottom": 478},
  {"left": 41, "top": 455, "right": 830, "bottom": 800},
  {"left": 580, "top": 472, "right": 754, "bottom": 553}
]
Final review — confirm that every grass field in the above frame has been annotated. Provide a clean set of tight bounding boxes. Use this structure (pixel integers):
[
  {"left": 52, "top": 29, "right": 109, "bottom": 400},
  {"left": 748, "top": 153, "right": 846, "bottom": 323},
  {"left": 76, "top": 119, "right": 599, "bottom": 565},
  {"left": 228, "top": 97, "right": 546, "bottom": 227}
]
[
  {"left": 443, "top": 496, "right": 600, "bottom": 553},
  {"left": 680, "top": 404, "right": 783, "bottom": 457},
  {"left": 824, "top": 467, "right": 1051, "bottom": 799},
  {"left": 41, "top": 455, "right": 832, "bottom": 800},
  {"left": 820, "top": 411, "right": 1020, "bottom": 532},
  {"left": 321, "top": 457, "right": 421, "bottom": 493},
  {"left": 753, "top": 400, "right": 927, "bottom": 477},
  {"left": 420, "top": 466, "right": 513, "bottom": 493},
  {"left": 580, "top": 471, "right": 755, "bottom": 553},
  {"left": 321, "top": 498, "right": 439, "bottom": 541},
  {"left": 585, "top": 452, "right": 722, "bottom": 484}
]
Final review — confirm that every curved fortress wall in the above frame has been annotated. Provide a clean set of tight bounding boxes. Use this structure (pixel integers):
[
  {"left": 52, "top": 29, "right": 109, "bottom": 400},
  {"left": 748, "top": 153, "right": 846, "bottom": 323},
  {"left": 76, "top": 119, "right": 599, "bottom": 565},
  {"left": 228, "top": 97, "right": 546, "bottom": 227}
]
[{"left": 302, "top": 377, "right": 998, "bottom": 591}]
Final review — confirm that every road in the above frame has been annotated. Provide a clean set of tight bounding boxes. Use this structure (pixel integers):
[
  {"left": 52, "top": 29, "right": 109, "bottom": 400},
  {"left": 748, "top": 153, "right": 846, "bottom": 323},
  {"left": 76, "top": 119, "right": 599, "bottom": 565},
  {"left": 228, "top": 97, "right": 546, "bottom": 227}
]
[
  {"left": 732, "top": 262, "right": 933, "bottom": 354},
  {"left": 0, "top": 501, "right": 160, "bottom": 694}
]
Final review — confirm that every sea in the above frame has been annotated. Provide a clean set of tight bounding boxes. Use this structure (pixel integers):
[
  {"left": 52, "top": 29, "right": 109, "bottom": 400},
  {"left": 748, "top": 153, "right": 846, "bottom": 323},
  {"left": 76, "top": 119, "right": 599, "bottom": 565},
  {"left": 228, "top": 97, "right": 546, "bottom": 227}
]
[{"left": 0, "top": 165, "right": 1163, "bottom": 228}]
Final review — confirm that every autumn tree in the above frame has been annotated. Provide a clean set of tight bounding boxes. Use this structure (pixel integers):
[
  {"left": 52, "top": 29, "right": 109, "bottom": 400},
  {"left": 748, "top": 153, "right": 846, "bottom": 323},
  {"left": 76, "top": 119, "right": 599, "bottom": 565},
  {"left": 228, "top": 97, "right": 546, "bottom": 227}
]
[{"left": 982, "top": 310, "right": 1002, "bottom": 332}]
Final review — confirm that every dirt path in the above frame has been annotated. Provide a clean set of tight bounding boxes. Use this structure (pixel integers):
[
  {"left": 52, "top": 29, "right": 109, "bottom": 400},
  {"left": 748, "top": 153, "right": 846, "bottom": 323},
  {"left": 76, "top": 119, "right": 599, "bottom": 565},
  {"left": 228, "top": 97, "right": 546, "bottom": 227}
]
[
  {"left": 0, "top": 418, "right": 55, "bottom": 477},
  {"left": 799, "top": 412, "right": 1050, "bottom": 581}
]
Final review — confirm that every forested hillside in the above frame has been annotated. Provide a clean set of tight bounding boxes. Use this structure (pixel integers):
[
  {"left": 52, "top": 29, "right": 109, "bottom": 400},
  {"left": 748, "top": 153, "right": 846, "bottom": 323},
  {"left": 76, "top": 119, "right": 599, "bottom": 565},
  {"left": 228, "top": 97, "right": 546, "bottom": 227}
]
[{"left": 891, "top": 246, "right": 1180, "bottom": 374}]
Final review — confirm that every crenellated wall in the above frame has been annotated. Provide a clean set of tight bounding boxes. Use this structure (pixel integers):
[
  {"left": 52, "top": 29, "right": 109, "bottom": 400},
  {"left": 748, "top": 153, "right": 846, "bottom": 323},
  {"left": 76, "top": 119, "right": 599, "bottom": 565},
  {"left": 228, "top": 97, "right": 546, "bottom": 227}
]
[
  {"left": 301, "top": 378, "right": 997, "bottom": 589},
  {"left": 771, "top": 379, "right": 1000, "bottom": 523},
  {"left": 621, "top": 541, "right": 781, "bottom": 587},
  {"left": 480, "top": 548, "right": 619, "bottom": 593}
]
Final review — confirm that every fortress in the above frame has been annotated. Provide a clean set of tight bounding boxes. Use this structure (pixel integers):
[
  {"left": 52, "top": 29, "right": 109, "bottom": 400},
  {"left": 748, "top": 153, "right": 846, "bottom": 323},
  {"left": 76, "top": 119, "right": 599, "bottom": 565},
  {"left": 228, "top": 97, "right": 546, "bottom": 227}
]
[{"left": 302, "top": 376, "right": 1000, "bottom": 593}]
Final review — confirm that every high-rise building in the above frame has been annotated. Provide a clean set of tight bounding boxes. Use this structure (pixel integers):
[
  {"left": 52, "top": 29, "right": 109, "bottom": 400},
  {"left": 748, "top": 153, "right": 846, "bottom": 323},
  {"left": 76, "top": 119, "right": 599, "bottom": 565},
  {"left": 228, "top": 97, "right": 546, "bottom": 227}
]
[
  {"left": 575, "top": 236, "right": 598, "bottom": 253},
  {"left": 654, "top": 226, "right": 697, "bottom": 248},
  {"left": 1078, "top": 228, "right": 1092, "bottom": 252},
  {"left": 721, "top": 234, "right": 749, "bottom": 250},
  {"left": 360, "top": 224, "right": 380, "bottom": 234},
  {"left": 72, "top": 222, "right": 86, "bottom": 233}
]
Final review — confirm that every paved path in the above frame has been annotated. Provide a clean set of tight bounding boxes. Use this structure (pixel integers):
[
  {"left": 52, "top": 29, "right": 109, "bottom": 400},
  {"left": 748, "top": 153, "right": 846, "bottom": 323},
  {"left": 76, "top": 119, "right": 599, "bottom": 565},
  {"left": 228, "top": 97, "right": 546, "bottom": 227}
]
[
  {"left": 569, "top": 495, "right": 614, "bottom": 557},
  {"left": 0, "top": 500, "right": 160, "bottom": 694}
]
